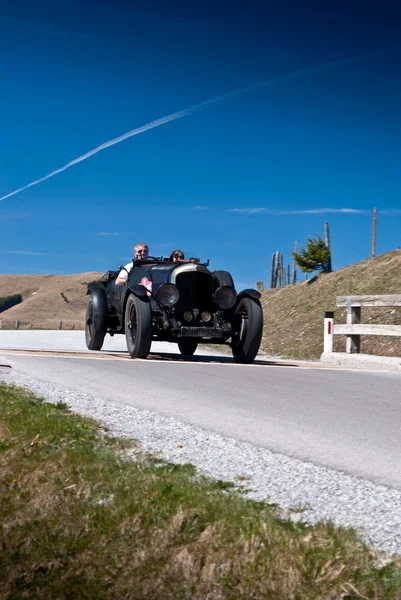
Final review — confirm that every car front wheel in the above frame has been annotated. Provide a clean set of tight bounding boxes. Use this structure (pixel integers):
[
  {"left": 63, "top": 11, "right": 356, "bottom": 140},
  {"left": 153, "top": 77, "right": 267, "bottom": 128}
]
[
  {"left": 125, "top": 294, "right": 152, "bottom": 359},
  {"left": 231, "top": 297, "right": 263, "bottom": 364},
  {"left": 177, "top": 339, "right": 198, "bottom": 356}
]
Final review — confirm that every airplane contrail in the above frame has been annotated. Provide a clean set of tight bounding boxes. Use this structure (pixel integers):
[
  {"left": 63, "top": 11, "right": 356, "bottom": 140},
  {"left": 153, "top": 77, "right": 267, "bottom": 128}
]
[
  {"left": 0, "top": 46, "right": 398, "bottom": 203},
  {"left": 228, "top": 208, "right": 367, "bottom": 214}
]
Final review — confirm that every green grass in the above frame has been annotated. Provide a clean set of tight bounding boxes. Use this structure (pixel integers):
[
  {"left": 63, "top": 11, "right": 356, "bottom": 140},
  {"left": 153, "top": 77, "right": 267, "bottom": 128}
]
[{"left": 1, "top": 383, "right": 401, "bottom": 599}]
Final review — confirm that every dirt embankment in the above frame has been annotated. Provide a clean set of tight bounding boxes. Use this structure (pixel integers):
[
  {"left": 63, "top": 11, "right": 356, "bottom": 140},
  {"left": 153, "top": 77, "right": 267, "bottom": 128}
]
[
  {"left": 0, "top": 272, "right": 100, "bottom": 330},
  {"left": 2, "top": 250, "right": 401, "bottom": 359},
  {"left": 260, "top": 248, "right": 401, "bottom": 359}
]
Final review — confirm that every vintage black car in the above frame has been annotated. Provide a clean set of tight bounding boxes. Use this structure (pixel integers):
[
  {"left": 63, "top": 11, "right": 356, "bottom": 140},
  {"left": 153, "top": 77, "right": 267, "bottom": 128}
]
[{"left": 85, "top": 255, "right": 263, "bottom": 363}]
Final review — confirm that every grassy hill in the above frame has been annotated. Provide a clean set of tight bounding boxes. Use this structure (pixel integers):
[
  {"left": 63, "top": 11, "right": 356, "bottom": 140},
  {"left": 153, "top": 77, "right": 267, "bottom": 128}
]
[
  {"left": 1, "top": 250, "right": 401, "bottom": 359},
  {"left": 0, "top": 272, "right": 100, "bottom": 330},
  {"left": 260, "top": 248, "right": 401, "bottom": 359}
]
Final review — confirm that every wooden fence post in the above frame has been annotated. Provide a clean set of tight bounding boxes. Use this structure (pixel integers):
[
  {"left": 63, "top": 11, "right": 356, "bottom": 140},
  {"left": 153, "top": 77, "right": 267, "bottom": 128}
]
[
  {"left": 281, "top": 256, "right": 285, "bottom": 286},
  {"left": 274, "top": 250, "right": 280, "bottom": 288},
  {"left": 270, "top": 253, "right": 276, "bottom": 288},
  {"left": 59, "top": 321, "right": 63, "bottom": 330},
  {"left": 346, "top": 296, "right": 361, "bottom": 353},
  {"left": 325, "top": 222, "right": 332, "bottom": 272},
  {"left": 291, "top": 241, "right": 298, "bottom": 284},
  {"left": 16, "top": 320, "right": 19, "bottom": 329},
  {"left": 372, "top": 207, "right": 377, "bottom": 257}
]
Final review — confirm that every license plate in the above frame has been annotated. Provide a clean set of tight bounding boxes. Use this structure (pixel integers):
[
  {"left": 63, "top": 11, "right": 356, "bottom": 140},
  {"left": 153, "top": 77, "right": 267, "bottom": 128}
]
[{"left": 180, "top": 326, "right": 224, "bottom": 338}]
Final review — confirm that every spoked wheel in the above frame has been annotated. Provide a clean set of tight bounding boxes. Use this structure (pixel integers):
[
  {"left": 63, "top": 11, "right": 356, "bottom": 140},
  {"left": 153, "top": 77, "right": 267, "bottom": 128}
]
[
  {"left": 125, "top": 294, "right": 152, "bottom": 359},
  {"left": 177, "top": 339, "right": 198, "bottom": 356},
  {"left": 232, "top": 297, "right": 263, "bottom": 364},
  {"left": 85, "top": 296, "right": 106, "bottom": 350}
]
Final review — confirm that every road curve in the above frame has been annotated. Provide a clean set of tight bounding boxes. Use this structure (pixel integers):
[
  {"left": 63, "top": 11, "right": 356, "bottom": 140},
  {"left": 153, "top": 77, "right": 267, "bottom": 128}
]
[{"left": 1, "top": 330, "right": 400, "bottom": 490}]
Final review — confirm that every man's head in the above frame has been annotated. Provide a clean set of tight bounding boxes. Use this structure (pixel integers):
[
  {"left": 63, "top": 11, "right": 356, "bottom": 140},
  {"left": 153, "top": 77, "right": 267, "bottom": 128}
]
[{"left": 134, "top": 242, "right": 149, "bottom": 259}]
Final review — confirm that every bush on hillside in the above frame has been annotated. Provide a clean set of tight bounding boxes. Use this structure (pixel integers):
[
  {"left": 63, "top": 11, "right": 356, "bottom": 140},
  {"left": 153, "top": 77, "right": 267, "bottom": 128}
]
[{"left": 0, "top": 294, "right": 23, "bottom": 313}]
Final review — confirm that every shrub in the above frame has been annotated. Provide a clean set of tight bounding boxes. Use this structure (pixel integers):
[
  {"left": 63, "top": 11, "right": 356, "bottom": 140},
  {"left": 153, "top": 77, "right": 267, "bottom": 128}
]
[{"left": 0, "top": 294, "right": 23, "bottom": 313}]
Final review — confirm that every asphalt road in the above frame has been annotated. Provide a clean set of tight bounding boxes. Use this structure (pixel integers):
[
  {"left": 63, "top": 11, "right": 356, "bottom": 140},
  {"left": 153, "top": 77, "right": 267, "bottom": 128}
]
[{"left": 1, "top": 331, "right": 401, "bottom": 490}]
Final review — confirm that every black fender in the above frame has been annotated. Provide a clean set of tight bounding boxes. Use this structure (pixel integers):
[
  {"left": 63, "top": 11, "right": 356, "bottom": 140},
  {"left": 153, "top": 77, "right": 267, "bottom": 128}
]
[
  {"left": 127, "top": 283, "right": 148, "bottom": 297},
  {"left": 87, "top": 286, "right": 108, "bottom": 331},
  {"left": 123, "top": 284, "right": 148, "bottom": 319},
  {"left": 86, "top": 284, "right": 105, "bottom": 295},
  {"left": 236, "top": 288, "right": 261, "bottom": 302}
]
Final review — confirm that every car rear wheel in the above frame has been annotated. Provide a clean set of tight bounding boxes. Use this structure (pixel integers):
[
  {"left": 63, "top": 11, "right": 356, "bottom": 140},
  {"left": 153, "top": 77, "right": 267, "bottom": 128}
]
[
  {"left": 85, "top": 296, "right": 107, "bottom": 351},
  {"left": 232, "top": 297, "right": 263, "bottom": 364},
  {"left": 125, "top": 293, "right": 152, "bottom": 359},
  {"left": 213, "top": 270, "right": 234, "bottom": 289},
  {"left": 177, "top": 339, "right": 198, "bottom": 356}
]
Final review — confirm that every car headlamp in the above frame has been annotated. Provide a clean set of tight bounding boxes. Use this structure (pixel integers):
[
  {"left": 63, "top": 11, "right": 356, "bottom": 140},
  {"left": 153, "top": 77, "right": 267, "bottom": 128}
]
[
  {"left": 155, "top": 284, "right": 179, "bottom": 308},
  {"left": 214, "top": 285, "right": 237, "bottom": 310}
]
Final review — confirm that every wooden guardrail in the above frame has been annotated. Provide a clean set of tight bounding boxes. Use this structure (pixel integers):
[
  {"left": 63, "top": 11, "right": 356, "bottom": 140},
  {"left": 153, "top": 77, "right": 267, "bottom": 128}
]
[{"left": 323, "top": 295, "right": 401, "bottom": 354}]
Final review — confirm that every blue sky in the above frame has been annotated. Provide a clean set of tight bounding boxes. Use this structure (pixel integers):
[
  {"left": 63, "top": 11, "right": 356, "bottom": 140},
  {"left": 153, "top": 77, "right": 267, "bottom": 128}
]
[{"left": 1, "top": 0, "right": 400, "bottom": 289}]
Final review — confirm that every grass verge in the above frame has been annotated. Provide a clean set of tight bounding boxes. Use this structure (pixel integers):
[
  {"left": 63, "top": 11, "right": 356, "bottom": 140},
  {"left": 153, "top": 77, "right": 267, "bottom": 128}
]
[{"left": 1, "top": 383, "right": 401, "bottom": 599}]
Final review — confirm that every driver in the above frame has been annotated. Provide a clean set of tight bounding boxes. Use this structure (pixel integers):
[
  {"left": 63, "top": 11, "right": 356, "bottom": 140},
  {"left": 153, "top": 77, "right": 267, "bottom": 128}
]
[{"left": 115, "top": 242, "right": 149, "bottom": 286}]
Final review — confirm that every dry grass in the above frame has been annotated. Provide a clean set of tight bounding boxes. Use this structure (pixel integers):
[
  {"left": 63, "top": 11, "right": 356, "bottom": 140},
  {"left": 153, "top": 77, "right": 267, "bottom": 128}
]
[
  {"left": 0, "top": 272, "right": 100, "bottom": 329},
  {"left": 261, "top": 248, "right": 401, "bottom": 359},
  {"left": 1, "top": 383, "right": 401, "bottom": 599}
]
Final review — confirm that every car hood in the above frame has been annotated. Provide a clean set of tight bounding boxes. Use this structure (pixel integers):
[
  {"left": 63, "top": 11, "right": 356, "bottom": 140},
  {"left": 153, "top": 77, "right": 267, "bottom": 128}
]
[{"left": 168, "top": 263, "right": 212, "bottom": 284}]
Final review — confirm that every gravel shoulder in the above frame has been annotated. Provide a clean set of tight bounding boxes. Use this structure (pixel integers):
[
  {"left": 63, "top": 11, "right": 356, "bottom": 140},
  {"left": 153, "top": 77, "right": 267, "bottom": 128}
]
[{"left": 1, "top": 362, "right": 401, "bottom": 557}]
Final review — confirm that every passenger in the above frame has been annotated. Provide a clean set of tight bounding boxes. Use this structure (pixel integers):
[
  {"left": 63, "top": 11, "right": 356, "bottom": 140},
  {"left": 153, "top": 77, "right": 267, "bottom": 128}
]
[
  {"left": 169, "top": 249, "right": 186, "bottom": 262},
  {"left": 115, "top": 242, "right": 149, "bottom": 286}
]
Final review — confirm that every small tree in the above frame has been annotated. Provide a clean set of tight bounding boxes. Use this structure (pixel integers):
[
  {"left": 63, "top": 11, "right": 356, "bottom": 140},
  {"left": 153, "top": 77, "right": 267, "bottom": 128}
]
[{"left": 292, "top": 235, "right": 332, "bottom": 273}]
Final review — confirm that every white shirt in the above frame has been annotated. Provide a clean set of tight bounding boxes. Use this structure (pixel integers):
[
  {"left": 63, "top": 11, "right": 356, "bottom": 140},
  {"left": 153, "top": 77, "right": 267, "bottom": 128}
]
[{"left": 118, "top": 261, "right": 133, "bottom": 281}]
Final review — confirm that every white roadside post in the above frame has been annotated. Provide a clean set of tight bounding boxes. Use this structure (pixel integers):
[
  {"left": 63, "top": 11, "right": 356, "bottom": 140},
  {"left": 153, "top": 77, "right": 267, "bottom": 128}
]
[{"left": 323, "top": 311, "right": 334, "bottom": 353}]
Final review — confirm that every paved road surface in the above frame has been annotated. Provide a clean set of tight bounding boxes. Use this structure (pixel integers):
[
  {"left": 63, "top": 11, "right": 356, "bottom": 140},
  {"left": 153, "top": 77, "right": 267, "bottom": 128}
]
[
  {"left": 1, "top": 331, "right": 400, "bottom": 490},
  {"left": 0, "top": 330, "right": 227, "bottom": 356}
]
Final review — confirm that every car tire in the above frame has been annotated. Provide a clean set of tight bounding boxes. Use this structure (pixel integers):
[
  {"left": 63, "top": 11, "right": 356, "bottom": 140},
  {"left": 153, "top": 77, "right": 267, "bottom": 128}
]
[
  {"left": 125, "top": 293, "right": 152, "bottom": 359},
  {"left": 177, "top": 339, "right": 198, "bottom": 356},
  {"left": 85, "top": 295, "right": 107, "bottom": 351},
  {"left": 232, "top": 297, "right": 263, "bottom": 364},
  {"left": 213, "top": 270, "right": 234, "bottom": 289}
]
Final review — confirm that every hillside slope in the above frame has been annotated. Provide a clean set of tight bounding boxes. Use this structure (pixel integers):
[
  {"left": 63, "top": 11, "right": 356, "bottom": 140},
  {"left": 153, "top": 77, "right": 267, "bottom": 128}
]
[
  {"left": 0, "top": 272, "right": 100, "bottom": 329},
  {"left": 1, "top": 250, "right": 401, "bottom": 359},
  {"left": 260, "top": 248, "right": 401, "bottom": 359}
]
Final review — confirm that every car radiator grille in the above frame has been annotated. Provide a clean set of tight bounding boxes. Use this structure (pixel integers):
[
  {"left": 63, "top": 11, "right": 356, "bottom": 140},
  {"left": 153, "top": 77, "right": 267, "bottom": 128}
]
[{"left": 175, "top": 272, "right": 214, "bottom": 312}]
